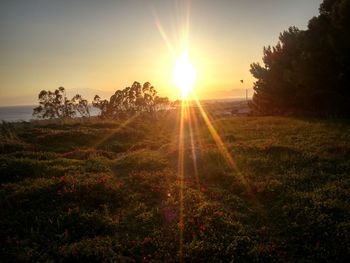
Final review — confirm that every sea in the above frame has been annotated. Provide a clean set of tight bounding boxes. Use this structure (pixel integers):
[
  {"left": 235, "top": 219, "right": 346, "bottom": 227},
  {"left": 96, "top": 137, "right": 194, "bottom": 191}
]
[
  {"left": 0, "top": 105, "right": 100, "bottom": 122},
  {"left": 0, "top": 99, "right": 247, "bottom": 122}
]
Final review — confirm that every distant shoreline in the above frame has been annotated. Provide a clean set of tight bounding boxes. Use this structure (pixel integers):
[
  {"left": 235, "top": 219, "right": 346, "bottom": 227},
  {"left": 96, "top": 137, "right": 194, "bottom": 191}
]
[
  {"left": 0, "top": 97, "right": 249, "bottom": 108},
  {"left": 0, "top": 105, "right": 99, "bottom": 122},
  {"left": 0, "top": 98, "right": 250, "bottom": 122}
]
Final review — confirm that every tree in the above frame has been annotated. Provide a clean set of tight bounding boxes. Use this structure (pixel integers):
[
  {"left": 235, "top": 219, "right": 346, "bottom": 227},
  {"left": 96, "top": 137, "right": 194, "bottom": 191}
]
[
  {"left": 71, "top": 94, "right": 90, "bottom": 117},
  {"left": 92, "top": 95, "right": 109, "bottom": 118},
  {"left": 33, "top": 87, "right": 90, "bottom": 119},
  {"left": 93, "top": 81, "right": 170, "bottom": 118},
  {"left": 250, "top": 0, "right": 350, "bottom": 116},
  {"left": 250, "top": 27, "right": 304, "bottom": 115}
]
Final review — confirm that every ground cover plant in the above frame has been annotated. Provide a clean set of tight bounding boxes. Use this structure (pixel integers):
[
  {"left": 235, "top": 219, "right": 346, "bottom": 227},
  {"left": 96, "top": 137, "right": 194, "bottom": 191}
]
[{"left": 1, "top": 108, "right": 350, "bottom": 262}]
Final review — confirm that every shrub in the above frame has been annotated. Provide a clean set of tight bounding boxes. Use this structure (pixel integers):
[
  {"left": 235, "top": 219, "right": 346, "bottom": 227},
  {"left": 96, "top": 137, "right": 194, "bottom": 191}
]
[{"left": 113, "top": 150, "right": 168, "bottom": 174}]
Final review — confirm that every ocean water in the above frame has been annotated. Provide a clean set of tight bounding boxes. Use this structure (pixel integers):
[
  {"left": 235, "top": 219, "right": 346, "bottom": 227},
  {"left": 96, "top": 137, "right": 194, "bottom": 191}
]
[
  {"left": 0, "top": 105, "right": 99, "bottom": 122},
  {"left": 0, "top": 99, "right": 247, "bottom": 122}
]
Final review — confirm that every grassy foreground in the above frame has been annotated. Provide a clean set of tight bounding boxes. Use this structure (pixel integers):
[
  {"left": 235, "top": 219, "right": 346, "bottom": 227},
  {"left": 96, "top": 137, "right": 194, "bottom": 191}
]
[{"left": 1, "top": 110, "right": 350, "bottom": 262}]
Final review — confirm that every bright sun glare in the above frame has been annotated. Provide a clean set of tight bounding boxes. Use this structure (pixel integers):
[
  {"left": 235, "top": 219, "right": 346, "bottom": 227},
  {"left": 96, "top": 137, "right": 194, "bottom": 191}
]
[{"left": 173, "top": 51, "right": 196, "bottom": 99}]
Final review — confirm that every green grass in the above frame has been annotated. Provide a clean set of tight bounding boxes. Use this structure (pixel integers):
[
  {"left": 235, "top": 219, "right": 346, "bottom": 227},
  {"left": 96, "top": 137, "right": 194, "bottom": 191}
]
[{"left": 1, "top": 112, "right": 350, "bottom": 262}]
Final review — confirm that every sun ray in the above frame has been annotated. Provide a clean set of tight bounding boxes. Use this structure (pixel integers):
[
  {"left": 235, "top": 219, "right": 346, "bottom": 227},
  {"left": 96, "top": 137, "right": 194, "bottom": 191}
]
[
  {"left": 177, "top": 100, "right": 186, "bottom": 263},
  {"left": 189, "top": 101, "right": 204, "bottom": 149},
  {"left": 150, "top": 1, "right": 265, "bottom": 258},
  {"left": 153, "top": 13, "right": 176, "bottom": 59},
  {"left": 92, "top": 112, "right": 141, "bottom": 148},
  {"left": 173, "top": 51, "right": 196, "bottom": 99},
  {"left": 192, "top": 96, "right": 255, "bottom": 197},
  {"left": 187, "top": 104, "right": 200, "bottom": 189}
]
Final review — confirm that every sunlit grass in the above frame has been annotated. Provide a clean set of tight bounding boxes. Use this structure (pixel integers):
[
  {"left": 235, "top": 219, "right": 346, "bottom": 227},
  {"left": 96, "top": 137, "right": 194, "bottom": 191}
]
[{"left": 1, "top": 114, "right": 350, "bottom": 262}]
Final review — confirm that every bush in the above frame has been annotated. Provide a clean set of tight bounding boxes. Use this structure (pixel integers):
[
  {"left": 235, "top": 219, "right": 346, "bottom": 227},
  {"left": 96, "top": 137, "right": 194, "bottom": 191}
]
[{"left": 113, "top": 150, "right": 168, "bottom": 174}]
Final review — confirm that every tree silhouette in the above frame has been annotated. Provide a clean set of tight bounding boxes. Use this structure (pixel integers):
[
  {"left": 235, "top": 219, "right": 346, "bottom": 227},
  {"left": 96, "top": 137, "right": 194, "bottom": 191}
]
[
  {"left": 93, "top": 81, "right": 169, "bottom": 118},
  {"left": 71, "top": 94, "right": 90, "bottom": 117},
  {"left": 92, "top": 95, "right": 110, "bottom": 118},
  {"left": 33, "top": 87, "right": 89, "bottom": 119},
  {"left": 250, "top": 0, "right": 350, "bottom": 116}
]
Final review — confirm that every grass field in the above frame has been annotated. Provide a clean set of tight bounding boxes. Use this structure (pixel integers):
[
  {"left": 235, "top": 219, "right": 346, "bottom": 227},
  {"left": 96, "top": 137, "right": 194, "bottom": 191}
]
[{"left": 1, "top": 108, "right": 350, "bottom": 262}]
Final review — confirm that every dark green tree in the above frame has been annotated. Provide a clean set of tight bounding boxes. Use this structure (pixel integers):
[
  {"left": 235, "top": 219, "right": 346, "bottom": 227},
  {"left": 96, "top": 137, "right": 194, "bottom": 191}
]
[{"left": 250, "top": 0, "right": 350, "bottom": 116}]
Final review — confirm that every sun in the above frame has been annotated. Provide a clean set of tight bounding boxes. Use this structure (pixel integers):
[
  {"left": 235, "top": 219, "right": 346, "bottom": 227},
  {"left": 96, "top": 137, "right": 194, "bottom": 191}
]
[{"left": 173, "top": 51, "right": 196, "bottom": 99}]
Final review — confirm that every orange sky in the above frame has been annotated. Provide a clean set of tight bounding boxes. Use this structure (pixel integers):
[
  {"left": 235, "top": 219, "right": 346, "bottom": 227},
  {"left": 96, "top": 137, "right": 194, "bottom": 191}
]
[{"left": 0, "top": 0, "right": 321, "bottom": 105}]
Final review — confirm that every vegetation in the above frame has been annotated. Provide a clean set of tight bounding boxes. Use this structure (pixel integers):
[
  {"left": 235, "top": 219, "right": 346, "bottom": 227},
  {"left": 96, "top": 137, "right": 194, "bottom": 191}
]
[
  {"left": 33, "top": 82, "right": 170, "bottom": 120},
  {"left": 1, "top": 108, "right": 350, "bottom": 262},
  {"left": 33, "top": 87, "right": 90, "bottom": 119},
  {"left": 5, "top": 0, "right": 349, "bottom": 261},
  {"left": 250, "top": 0, "right": 350, "bottom": 116},
  {"left": 93, "top": 81, "right": 170, "bottom": 118}
]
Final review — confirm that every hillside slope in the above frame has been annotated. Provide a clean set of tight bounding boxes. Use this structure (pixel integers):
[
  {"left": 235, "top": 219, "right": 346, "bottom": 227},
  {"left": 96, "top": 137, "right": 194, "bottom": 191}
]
[{"left": 1, "top": 112, "right": 350, "bottom": 262}]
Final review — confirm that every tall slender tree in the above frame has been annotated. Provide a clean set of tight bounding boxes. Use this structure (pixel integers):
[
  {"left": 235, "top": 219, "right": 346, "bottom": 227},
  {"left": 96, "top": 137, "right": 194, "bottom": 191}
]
[
  {"left": 93, "top": 81, "right": 169, "bottom": 118},
  {"left": 33, "top": 87, "right": 89, "bottom": 119}
]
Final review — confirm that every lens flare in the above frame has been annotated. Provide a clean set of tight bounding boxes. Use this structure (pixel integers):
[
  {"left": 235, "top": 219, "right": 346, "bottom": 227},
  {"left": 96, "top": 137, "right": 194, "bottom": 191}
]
[{"left": 173, "top": 51, "right": 196, "bottom": 99}]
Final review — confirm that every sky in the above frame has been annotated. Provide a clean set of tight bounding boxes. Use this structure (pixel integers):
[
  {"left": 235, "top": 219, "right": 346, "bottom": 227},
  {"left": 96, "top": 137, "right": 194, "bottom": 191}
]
[{"left": 0, "top": 0, "right": 322, "bottom": 106}]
